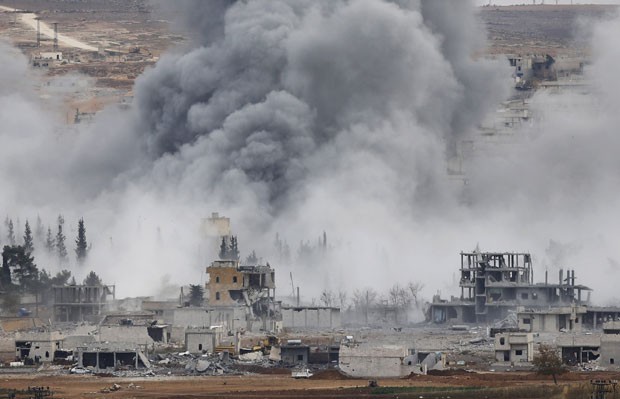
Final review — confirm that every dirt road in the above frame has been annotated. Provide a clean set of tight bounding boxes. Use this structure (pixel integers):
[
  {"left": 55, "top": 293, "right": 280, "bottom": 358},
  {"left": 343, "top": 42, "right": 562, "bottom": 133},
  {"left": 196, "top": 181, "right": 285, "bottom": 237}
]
[{"left": 0, "top": 5, "right": 98, "bottom": 51}]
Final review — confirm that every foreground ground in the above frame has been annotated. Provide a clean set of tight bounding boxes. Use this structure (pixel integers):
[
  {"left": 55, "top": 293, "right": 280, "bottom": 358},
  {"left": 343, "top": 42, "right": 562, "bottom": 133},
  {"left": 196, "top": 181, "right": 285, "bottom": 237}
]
[{"left": 0, "top": 370, "right": 618, "bottom": 399}]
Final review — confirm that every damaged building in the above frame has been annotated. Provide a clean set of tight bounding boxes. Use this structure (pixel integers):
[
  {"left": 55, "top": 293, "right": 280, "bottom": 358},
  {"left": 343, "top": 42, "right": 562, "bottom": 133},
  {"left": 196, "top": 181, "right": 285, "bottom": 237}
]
[
  {"left": 15, "top": 331, "right": 64, "bottom": 364},
  {"left": 206, "top": 260, "right": 278, "bottom": 331},
  {"left": 98, "top": 312, "right": 168, "bottom": 345},
  {"left": 517, "top": 305, "right": 586, "bottom": 333},
  {"left": 338, "top": 338, "right": 444, "bottom": 378},
  {"left": 430, "top": 251, "right": 590, "bottom": 324},
  {"left": 52, "top": 284, "right": 115, "bottom": 323},
  {"left": 76, "top": 343, "right": 150, "bottom": 372}
]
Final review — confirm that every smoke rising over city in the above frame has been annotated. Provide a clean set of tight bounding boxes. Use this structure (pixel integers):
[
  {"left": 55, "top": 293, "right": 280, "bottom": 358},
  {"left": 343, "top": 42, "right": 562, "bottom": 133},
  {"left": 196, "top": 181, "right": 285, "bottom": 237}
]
[{"left": 0, "top": 0, "right": 619, "bottom": 305}]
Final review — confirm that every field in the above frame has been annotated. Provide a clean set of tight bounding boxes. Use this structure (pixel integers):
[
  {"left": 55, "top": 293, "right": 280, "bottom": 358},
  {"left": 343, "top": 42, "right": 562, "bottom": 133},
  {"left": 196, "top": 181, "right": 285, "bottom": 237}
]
[{"left": 0, "top": 370, "right": 617, "bottom": 398}]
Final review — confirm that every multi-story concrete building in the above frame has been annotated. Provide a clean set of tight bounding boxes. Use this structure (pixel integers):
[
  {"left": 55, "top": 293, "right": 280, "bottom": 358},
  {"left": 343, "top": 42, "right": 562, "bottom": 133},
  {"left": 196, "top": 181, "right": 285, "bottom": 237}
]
[{"left": 430, "top": 251, "right": 590, "bottom": 324}]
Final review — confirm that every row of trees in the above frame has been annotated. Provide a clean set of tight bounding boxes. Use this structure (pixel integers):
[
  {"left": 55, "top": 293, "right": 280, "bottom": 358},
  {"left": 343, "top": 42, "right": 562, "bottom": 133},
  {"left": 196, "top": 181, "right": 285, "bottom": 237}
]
[
  {"left": 4, "top": 215, "right": 89, "bottom": 266},
  {"left": 1, "top": 243, "right": 102, "bottom": 304},
  {"left": 317, "top": 281, "right": 424, "bottom": 311},
  {"left": 218, "top": 236, "right": 261, "bottom": 265}
]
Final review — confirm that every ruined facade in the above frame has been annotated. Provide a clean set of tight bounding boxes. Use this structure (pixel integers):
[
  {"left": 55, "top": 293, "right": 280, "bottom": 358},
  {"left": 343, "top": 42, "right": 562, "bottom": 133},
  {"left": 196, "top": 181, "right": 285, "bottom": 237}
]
[
  {"left": 430, "top": 251, "right": 590, "bottom": 324},
  {"left": 52, "top": 285, "right": 115, "bottom": 323},
  {"left": 206, "top": 260, "right": 276, "bottom": 321}
]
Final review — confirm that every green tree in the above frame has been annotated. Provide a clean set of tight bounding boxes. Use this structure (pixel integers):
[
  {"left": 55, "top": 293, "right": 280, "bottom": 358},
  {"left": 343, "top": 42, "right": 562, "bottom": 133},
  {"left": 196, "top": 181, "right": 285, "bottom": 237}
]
[
  {"left": 56, "top": 224, "right": 68, "bottom": 263},
  {"left": 532, "top": 343, "right": 566, "bottom": 384},
  {"left": 75, "top": 218, "right": 88, "bottom": 264},
  {"left": 23, "top": 220, "right": 34, "bottom": 255},
  {"left": 45, "top": 227, "right": 55, "bottom": 254},
  {"left": 188, "top": 284, "right": 204, "bottom": 307},
  {"left": 83, "top": 271, "right": 102, "bottom": 286},
  {"left": 1, "top": 245, "right": 38, "bottom": 293}
]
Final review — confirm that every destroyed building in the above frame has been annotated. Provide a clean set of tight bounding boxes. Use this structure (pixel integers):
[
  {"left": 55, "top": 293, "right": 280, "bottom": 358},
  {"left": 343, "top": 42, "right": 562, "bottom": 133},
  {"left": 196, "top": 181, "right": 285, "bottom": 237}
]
[
  {"left": 76, "top": 343, "right": 150, "bottom": 372},
  {"left": 98, "top": 312, "right": 168, "bottom": 345},
  {"left": 15, "top": 331, "right": 63, "bottom": 364},
  {"left": 206, "top": 259, "right": 278, "bottom": 331},
  {"left": 338, "top": 340, "right": 443, "bottom": 378},
  {"left": 430, "top": 251, "right": 590, "bottom": 324},
  {"left": 52, "top": 284, "right": 115, "bottom": 323}
]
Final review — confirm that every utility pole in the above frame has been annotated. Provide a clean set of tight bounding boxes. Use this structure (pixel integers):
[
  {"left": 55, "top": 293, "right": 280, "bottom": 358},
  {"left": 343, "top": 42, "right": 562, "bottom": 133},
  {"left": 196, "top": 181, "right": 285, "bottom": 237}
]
[
  {"left": 36, "top": 18, "right": 40, "bottom": 47},
  {"left": 52, "top": 22, "right": 58, "bottom": 51}
]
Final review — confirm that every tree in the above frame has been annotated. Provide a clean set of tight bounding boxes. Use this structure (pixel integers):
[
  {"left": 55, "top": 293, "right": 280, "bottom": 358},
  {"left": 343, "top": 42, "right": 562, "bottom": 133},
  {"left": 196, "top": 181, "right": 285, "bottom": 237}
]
[
  {"left": 39, "top": 269, "right": 72, "bottom": 287},
  {"left": 1, "top": 245, "right": 38, "bottom": 293},
  {"left": 75, "top": 218, "right": 88, "bottom": 264},
  {"left": 188, "top": 284, "right": 204, "bottom": 307},
  {"left": 23, "top": 221, "right": 34, "bottom": 255},
  {"left": 56, "top": 224, "right": 68, "bottom": 263},
  {"left": 532, "top": 344, "right": 566, "bottom": 384},
  {"left": 218, "top": 237, "right": 228, "bottom": 260},
  {"left": 229, "top": 236, "right": 240, "bottom": 260},
  {"left": 35, "top": 215, "right": 44, "bottom": 243},
  {"left": 6, "top": 219, "right": 15, "bottom": 246},
  {"left": 245, "top": 250, "right": 258, "bottom": 265},
  {"left": 45, "top": 227, "right": 55, "bottom": 253},
  {"left": 83, "top": 270, "right": 102, "bottom": 286},
  {"left": 320, "top": 289, "right": 336, "bottom": 307},
  {"left": 352, "top": 288, "right": 378, "bottom": 325}
]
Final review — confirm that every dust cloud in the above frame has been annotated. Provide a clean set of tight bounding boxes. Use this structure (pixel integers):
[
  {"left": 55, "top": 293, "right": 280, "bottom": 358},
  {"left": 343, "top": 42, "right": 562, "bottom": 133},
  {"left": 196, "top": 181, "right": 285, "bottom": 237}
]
[{"left": 0, "top": 1, "right": 617, "bottom": 305}]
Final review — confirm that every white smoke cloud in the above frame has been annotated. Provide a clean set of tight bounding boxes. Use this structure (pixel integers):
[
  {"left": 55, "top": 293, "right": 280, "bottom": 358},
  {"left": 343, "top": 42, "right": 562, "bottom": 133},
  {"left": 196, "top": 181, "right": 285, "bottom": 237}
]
[{"left": 2, "top": 0, "right": 619, "bottom": 306}]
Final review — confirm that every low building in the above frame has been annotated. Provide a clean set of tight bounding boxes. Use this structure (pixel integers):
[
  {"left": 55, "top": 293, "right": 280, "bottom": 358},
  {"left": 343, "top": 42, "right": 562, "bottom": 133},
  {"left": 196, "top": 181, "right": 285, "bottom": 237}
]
[
  {"left": 164, "top": 306, "right": 246, "bottom": 343},
  {"left": 15, "top": 331, "right": 63, "bottom": 363},
  {"left": 557, "top": 334, "right": 601, "bottom": 365},
  {"left": 339, "top": 343, "right": 428, "bottom": 378},
  {"left": 98, "top": 312, "right": 167, "bottom": 345},
  {"left": 76, "top": 343, "right": 150, "bottom": 372},
  {"left": 600, "top": 335, "right": 620, "bottom": 369},
  {"left": 185, "top": 327, "right": 224, "bottom": 354},
  {"left": 280, "top": 340, "right": 310, "bottom": 365},
  {"left": 517, "top": 305, "right": 586, "bottom": 333},
  {"left": 494, "top": 333, "right": 534, "bottom": 363}
]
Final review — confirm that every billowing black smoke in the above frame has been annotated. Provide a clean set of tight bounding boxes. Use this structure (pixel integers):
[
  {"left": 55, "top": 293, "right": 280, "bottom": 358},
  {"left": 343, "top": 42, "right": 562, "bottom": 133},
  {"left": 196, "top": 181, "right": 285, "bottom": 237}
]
[{"left": 136, "top": 0, "right": 508, "bottom": 209}]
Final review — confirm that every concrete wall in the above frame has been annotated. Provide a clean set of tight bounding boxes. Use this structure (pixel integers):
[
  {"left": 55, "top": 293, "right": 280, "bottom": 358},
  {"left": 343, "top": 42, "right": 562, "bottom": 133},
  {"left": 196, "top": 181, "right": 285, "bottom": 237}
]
[
  {"left": 282, "top": 307, "right": 340, "bottom": 329},
  {"left": 62, "top": 335, "right": 95, "bottom": 350},
  {"left": 518, "top": 307, "right": 585, "bottom": 333},
  {"left": 280, "top": 346, "right": 309, "bottom": 365},
  {"left": 339, "top": 344, "right": 421, "bottom": 378},
  {"left": 494, "top": 333, "right": 533, "bottom": 362},
  {"left": 600, "top": 335, "right": 620, "bottom": 369},
  {"left": 185, "top": 331, "right": 216, "bottom": 354},
  {"left": 165, "top": 307, "right": 245, "bottom": 343},
  {"left": 16, "top": 340, "right": 57, "bottom": 362},
  {"left": 99, "top": 326, "right": 154, "bottom": 346},
  {"left": 15, "top": 331, "right": 64, "bottom": 363}
]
